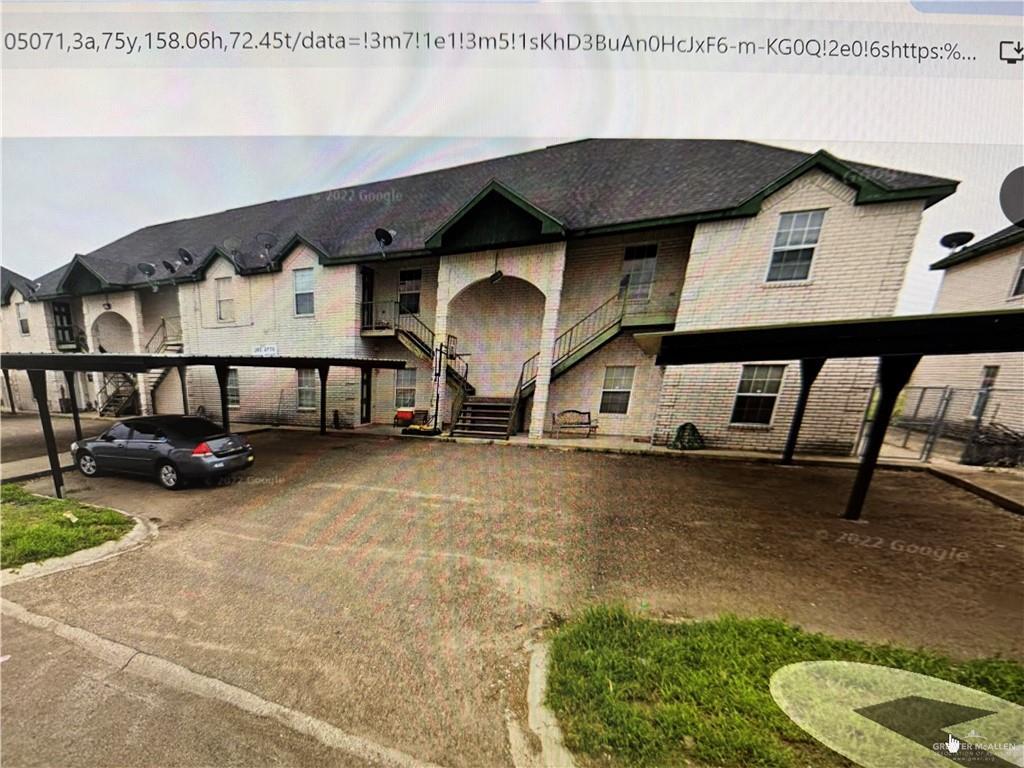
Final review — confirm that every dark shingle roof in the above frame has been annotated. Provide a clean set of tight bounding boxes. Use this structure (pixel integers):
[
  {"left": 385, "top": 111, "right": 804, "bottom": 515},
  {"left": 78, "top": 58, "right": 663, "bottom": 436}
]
[
  {"left": 26, "top": 139, "right": 958, "bottom": 295},
  {"left": 1, "top": 266, "right": 35, "bottom": 305},
  {"left": 930, "top": 223, "right": 1024, "bottom": 270}
]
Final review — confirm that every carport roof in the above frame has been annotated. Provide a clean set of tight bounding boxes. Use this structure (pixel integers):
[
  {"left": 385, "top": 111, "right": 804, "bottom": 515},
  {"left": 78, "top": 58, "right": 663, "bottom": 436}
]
[
  {"left": 0, "top": 353, "right": 407, "bottom": 373},
  {"left": 634, "top": 309, "right": 1024, "bottom": 365}
]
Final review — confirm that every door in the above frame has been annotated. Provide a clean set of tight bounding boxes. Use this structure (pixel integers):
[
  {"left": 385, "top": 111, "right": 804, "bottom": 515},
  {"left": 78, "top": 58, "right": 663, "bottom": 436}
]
[
  {"left": 360, "top": 267, "right": 375, "bottom": 328},
  {"left": 91, "top": 422, "right": 132, "bottom": 471},
  {"left": 121, "top": 419, "right": 165, "bottom": 475},
  {"left": 360, "top": 369, "right": 372, "bottom": 424}
]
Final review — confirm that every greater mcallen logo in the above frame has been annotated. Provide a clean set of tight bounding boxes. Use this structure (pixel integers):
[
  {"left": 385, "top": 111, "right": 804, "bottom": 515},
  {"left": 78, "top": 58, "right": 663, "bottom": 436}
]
[{"left": 770, "top": 662, "right": 1024, "bottom": 767}]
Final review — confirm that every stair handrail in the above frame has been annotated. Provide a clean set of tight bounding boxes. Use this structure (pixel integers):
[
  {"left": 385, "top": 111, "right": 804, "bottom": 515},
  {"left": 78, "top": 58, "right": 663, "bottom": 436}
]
[
  {"left": 97, "top": 372, "right": 138, "bottom": 414},
  {"left": 448, "top": 354, "right": 471, "bottom": 430},
  {"left": 144, "top": 318, "right": 167, "bottom": 353},
  {"left": 396, "top": 303, "right": 436, "bottom": 350},
  {"left": 507, "top": 358, "right": 532, "bottom": 437},
  {"left": 552, "top": 291, "right": 626, "bottom": 366}
]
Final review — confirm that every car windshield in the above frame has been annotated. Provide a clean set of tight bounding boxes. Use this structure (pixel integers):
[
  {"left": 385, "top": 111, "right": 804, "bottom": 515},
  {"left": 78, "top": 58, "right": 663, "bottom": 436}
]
[{"left": 166, "top": 418, "right": 225, "bottom": 440}]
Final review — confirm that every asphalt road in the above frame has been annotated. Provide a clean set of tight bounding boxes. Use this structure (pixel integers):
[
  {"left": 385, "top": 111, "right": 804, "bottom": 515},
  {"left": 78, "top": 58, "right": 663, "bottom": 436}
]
[
  {"left": 1, "top": 413, "right": 111, "bottom": 463},
  {"left": 3, "top": 431, "right": 1022, "bottom": 767}
]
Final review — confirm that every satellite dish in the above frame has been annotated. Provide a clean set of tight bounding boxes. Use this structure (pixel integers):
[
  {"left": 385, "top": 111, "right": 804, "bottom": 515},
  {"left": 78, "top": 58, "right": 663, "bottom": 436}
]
[
  {"left": 940, "top": 231, "right": 974, "bottom": 250},
  {"left": 375, "top": 228, "right": 396, "bottom": 247},
  {"left": 177, "top": 248, "right": 195, "bottom": 265},
  {"left": 162, "top": 260, "right": 178, "bottom": 274},
  {"left": 137, "top": 262, "right": 157, "bottom": 278},
  {"left": 256, "top": 232, "right": 278, "bottom": 254},
  {"left": 222, "top": 237, "right": 242, "bottom": 255}
]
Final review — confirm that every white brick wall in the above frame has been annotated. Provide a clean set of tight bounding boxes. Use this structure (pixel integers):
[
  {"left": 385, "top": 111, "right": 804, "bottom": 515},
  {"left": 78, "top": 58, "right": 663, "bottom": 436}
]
[
  {"left": 653, "top": 170, "right": 925, "bottom": 451},
  {"left": 911, "top": 241, "right": 1024, "bottom": 430},
  {"left": 179, "top": 247, "right": 370, "bottom": 427},
  {"left": 545, "top": 335, "right": 664, "bottom": 438},
  {"left": 0, "top": 290, "right": 64, "bottom": 412}
]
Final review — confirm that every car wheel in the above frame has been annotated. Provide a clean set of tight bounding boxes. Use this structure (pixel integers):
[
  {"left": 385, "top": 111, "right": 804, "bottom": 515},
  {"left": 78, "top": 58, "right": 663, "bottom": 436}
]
[
  {"left": 157, "top": 461, "right": 182, "bottom": 490},
  {"left": 77, "top": 451, "right": 99, "bottom": 477}
]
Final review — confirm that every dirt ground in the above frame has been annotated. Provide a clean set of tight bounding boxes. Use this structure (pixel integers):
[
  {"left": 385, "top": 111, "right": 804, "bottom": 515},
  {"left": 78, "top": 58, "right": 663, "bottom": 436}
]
[
  {"left": 3, "top": 430, "right": 1022, "bottom": 767},
  {"left": 1, "top": 412, "right": 111, "bottom": 463}
]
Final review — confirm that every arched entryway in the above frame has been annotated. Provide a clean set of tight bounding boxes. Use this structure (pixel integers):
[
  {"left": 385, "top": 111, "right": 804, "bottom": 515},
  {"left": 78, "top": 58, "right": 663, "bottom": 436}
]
[
  {"left": 91, "top": 311, "right": 134, "bottom": 353},
  {"left": 448, "top": 276, "right": 545, "bottom": 398}
]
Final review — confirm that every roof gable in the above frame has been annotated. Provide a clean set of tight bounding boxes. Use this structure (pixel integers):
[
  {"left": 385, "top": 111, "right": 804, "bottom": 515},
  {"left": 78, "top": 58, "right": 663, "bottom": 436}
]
[
  {"left": 425, "top": 180, "right": 566, "bottom": 251},
  {"left": 930, "top": 224, "right": 1024, "bottom": 270}
]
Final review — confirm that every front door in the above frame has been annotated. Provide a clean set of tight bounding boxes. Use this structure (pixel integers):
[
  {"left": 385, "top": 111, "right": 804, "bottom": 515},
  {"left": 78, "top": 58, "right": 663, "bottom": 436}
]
[
  {"left": 360, "top": 267, "right": 375, "bottom": 328},
  {"left": 360, "top": 369, "right": 372, "bottom": 424}
]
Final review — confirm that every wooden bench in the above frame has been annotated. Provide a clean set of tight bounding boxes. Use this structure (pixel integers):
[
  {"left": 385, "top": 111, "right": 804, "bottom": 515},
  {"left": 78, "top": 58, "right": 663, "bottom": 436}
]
[{"left": 552, "top": 410, "right": 599, "bottom": 438}]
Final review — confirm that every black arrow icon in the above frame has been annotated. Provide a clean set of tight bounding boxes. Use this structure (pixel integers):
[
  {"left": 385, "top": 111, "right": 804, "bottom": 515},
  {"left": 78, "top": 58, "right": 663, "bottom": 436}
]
[{"left": 856, "top": 695, "right": 1016, "bottom": 766}]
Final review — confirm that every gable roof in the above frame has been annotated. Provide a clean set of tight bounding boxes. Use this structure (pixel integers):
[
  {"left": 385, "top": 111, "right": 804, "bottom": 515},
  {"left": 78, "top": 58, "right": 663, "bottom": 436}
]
[
  {"left": 22, "top": 139, "right": 959, "bottom": 295},
  {"left": 930, "top": 223, "right": 1024, "bottom": 270},
  {"left": 1, "top": 266, "right": 35, "bottom": 305}
]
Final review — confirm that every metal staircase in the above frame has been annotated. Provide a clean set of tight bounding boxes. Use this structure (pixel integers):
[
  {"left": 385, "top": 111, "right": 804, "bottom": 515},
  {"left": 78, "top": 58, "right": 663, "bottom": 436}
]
[
  {"left": 97, "top": 373, "right": 139, "bottom": 416},
  {"left": 144, "top": 316, "right": 183, "bottom": 405}
]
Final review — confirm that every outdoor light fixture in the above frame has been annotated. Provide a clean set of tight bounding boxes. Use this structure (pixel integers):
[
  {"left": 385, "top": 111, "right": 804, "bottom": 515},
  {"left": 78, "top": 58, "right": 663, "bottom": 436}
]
[
  {"left": 374, "top": 227, "right": 397, "bottom": 259},
  {"left": 488, "top": 252, "right": 503, "bottom": 284}
]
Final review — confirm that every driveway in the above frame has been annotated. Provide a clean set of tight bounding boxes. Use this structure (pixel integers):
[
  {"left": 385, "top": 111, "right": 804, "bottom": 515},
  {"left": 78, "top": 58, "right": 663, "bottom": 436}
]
[
  {"left": 3, "top": 431, "right": 1022, "bottom": 767},
  {"left": 1, "top": 413, "right": 111, "bottom": 463}
]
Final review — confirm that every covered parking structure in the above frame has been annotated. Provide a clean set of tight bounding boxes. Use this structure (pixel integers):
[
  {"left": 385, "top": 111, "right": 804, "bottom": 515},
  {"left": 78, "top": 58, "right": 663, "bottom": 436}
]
[
  {"left": 636, "top": 309, "right": 1024, "bottom": 521},
  {"left": 0, "top": 352, "right": 406, "bottom": 498}
]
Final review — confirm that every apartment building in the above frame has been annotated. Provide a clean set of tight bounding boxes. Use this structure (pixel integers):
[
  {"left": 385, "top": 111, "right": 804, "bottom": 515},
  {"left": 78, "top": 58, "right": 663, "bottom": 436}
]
[
  {"left": 910, "top": 224, "right": 1024, "bottom": 429},
  {"left": 0, "top": 139, "right": 958, "bottom": 453}
]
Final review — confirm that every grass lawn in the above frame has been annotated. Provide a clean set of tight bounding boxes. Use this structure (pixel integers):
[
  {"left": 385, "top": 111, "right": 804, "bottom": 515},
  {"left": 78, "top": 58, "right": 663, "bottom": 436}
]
[
  {"left": 0, "top": 484, "right": 134, "bottom": 569},
  {"left": 546, "top": 606, "right": 1024, "bottom": 768}
]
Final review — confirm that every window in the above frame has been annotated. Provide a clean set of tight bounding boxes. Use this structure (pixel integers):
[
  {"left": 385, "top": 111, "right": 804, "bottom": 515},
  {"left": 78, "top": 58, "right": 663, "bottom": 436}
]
[
  {"left": 297, "top": 369, "right": 317, "bottom": 409},
  {"left": 105, "top": 423, "right": 133, "bottom": 440},
  {"left": 16, "top": 302, "right": 29, "bottom": 334},
  {"left": 767, "top": 210, "right": 825, "bottom": 282},
  {"left": 621, "top": 245, "right": 657, "bottom": 301},
  {"left": 215, "top": 276, "right": 234, "bottom": 321},
  {"left": 971, "top": 365, "right": 999, "bottom": 418},
  {"left": 600, "top": 366, "right": 635, "bottom": 414},
  {"left": 398, "top": 269, "right": 422, "bottom": 315},
  {"left": 293, "top": 268, "right": 315, "bottom": 316},
  {"left": 1011, "top": 265, "right": 1024, "bottom": 298},
  {"left": 226, "top": 368, "right": 240, "bottom": 406},
  {"left": 395, "top": 368, "right": 417, "bottom": 408},
  {"left": 731, "top": 365, "right": 786, "bottom": 424},
  {"left": 129, "top": 421, "right": 160, "bottom": 441}
]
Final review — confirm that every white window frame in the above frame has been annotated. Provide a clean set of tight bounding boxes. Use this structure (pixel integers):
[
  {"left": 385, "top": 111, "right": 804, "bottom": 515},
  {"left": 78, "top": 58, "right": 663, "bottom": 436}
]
[
  {"left": 215, "top": 276, "right": 235, "bottom": 322},
  {"left": 599, "top": 365, "right": 635, "bottom": 415},
  {"left": 293, "top": 268, "right": 315, "bottom": 317},
  {"left": 297, "top": 368, "right": 317, "bottom": 410},
  {"left": 1010, "top": 264, "right": 1024, "bottom": 299},
  {"left": 730, "top": 364, "right": 787, "bottom": 426},
  {"left": 765, "top": 210, "right": 826, "bottom": 283},
  {"left": 395, "top": 368, "right": 417, "bottom": 408},
  {"left": 16, "top": 301, "right": 29, "bottom": 335},
  {"left": 226, "top": 368, "right": 240, "bottom": 407},
  {"left": 398, "top": 269, "right": 422, "bottom": 316},
  {"left": 621, "top": 244, "right": 658, "bottom": 301}
]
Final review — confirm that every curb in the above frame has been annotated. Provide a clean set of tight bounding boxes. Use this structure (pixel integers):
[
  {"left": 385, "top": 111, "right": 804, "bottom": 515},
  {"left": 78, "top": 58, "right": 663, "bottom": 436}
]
[
  {"left": 925, "top": 467, "right": 1023, "bottom": 516},
  {"left": 525, "top": 640, "right": 576, "bottom": 768},
  {"left": 2, "top": 462, "right": 76, "bottom": 483},
  {"left": 0, "top": 599, "right": 445, "bottom": 768},
  {"left": 1, "top": 498, "right": 158, "bottom": 586}
]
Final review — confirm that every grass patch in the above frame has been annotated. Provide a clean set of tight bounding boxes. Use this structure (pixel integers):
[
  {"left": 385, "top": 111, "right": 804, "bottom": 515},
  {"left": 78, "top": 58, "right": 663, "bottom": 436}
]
[
  {"left": 546, "top": 605, "right": 1024, "bottom": 768},
  {"left": 0, "top": 484, "right": 134, "bottom": 569}
]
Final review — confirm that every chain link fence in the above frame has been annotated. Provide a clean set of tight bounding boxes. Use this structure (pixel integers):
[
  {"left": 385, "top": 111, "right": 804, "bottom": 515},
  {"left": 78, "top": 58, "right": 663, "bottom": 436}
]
[{"left": 868, "top": 385, "right": 1024, "bottom": 466}]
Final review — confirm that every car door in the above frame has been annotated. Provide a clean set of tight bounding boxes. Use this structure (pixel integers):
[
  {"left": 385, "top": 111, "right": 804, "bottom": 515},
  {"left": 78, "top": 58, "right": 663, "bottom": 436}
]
[
  {"left": 90, "top": 422, "right": 132, "bottom": 471},
  {"left": 121, "top": 420, "right": 165, "bottom": 475}
]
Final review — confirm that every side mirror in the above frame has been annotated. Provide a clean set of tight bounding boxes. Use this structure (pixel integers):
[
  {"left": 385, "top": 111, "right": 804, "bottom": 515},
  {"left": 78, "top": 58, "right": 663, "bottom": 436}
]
[{"left": 102, "top": 433, "right": 115, "bottom": 442}]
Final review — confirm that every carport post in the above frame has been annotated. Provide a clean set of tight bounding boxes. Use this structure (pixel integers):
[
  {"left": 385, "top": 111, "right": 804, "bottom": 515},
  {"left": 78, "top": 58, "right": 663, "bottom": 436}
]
[
  {"left": 27, "top": 369, "right": 64, "bottom": 498},
  {"left": 844, "top": 354, "right": 921, "bottom": 521},
  {"left": 177, "top": 365, "right": 189, "bottom": 415},
  {"left": 318, "top": 365, "right": 330, "bottom": 435},
  {"left": 63, "top": 370, "right": 83, "bottom": 442},
  {"left": 214, "top": 364, "right": 231, "bottom": 433},
  {"left": 3, "top": 368, "right": 15, "bottom": 414},
  {"left": 781, "top": 357, "right": 825, "bottom": 465}
]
